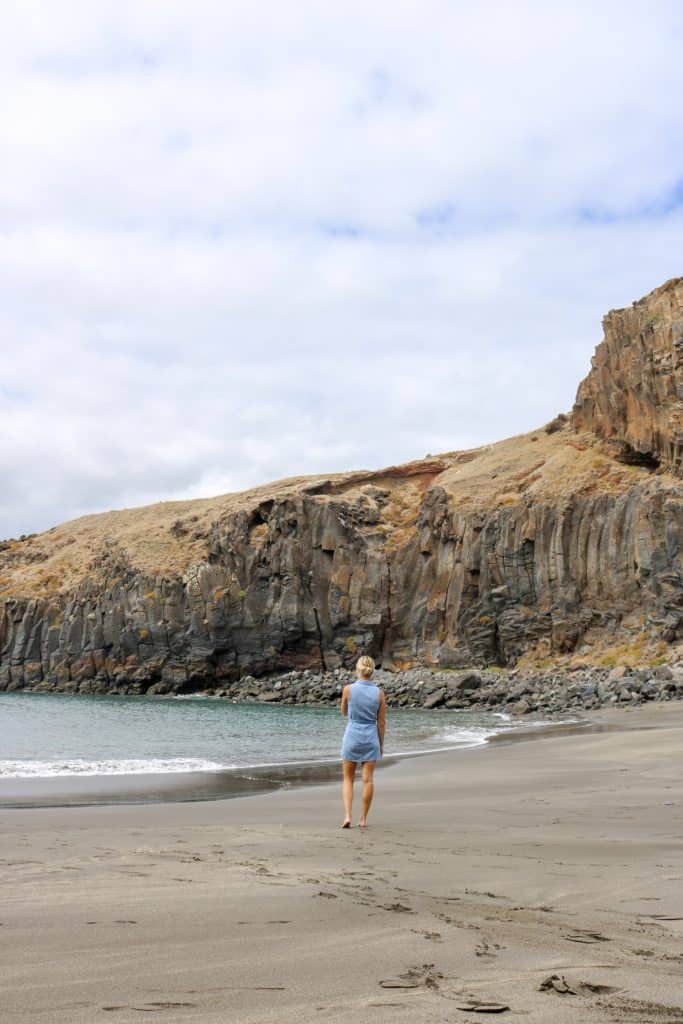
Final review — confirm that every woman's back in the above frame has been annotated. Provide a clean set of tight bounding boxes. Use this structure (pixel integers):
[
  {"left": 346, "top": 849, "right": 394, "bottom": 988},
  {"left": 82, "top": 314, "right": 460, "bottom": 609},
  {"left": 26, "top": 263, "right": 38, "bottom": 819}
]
[{"left": 347, "top": 680, "right": 380, "bottom": 724}]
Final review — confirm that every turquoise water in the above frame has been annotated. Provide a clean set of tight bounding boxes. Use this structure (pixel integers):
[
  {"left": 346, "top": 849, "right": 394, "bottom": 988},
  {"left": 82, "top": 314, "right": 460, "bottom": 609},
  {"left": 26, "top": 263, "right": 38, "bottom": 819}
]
[{"left": 0, "top": 691, "right": 517, "bottom": 778}]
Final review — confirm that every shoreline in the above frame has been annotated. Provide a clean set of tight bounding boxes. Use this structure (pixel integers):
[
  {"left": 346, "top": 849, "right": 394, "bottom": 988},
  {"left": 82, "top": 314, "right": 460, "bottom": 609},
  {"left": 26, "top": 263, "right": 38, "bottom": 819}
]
[{"left": 0, "top": 710, "right": 636, "bottom": 810}]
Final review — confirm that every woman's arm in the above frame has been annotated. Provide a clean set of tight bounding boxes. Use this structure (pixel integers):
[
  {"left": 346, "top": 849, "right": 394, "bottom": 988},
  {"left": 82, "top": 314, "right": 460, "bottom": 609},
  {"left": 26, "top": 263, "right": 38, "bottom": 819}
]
[
  {"left": 341, "top": 684, "right": 350, "bottom": 717},
  {"left": 377, "top": 689, "right": 386, "bottom": 754}
]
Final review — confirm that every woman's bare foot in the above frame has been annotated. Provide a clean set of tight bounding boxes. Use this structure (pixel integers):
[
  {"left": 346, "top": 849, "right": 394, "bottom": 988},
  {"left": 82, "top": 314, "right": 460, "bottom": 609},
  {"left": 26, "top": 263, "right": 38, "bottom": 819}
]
[
  {"left": 341, "top": 819, "right": 351, "bottom": 828},
  {"left": 358, "top": 818, "right": 368, "bottom": 829}
]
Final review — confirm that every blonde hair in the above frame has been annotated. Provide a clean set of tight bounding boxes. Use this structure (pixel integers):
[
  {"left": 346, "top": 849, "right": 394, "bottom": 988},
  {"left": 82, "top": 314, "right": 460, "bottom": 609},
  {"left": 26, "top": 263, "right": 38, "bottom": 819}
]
[{"left": 356, "top": 655, "right": 375, "bottom": 679}]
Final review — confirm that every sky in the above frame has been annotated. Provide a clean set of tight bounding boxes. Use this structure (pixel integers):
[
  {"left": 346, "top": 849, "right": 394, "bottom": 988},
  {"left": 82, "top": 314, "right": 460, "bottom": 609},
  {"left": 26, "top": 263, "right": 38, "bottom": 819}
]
[{"left": 1, "top": 1, "right": 682, "bottom": 538}]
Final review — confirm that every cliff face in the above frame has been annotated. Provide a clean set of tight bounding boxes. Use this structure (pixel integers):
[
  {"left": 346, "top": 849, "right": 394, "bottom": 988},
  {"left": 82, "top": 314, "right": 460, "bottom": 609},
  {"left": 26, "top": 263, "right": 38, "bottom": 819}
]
[
  {"left": 572, "top": 277, "right": 683, "bottom": 473},
  {"left": 1, "top": 279, "right": 682, "bottom": 693}
]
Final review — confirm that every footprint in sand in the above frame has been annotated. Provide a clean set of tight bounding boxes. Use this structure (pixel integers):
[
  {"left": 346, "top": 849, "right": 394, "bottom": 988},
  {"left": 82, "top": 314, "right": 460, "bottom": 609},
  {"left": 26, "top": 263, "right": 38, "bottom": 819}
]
[
  {"left": 620, "top": 896, "right": 661, "bottom": 903},
  {"left": 539, "top": 974, "right": 618, "bottom": 996},
  {"left": 379, "top": 979, "right": 421, "bottom": 990},
  {"left": 102, "top": 1002, "right": 196, "bottom": 1013},
  {"left": 465, "top": 888, "right": 509, "bottom": 900},
  {"left": 368, "top": 1001, "right": 411, "bottom": 1008},
  {"left": 475, "top": 938, "right": 503, "bottom": 959},
  {"left": 563, "top": 929, "right": 610, "bottom": 944},
  {"left": 380, "top": 964, "right": 442, "bottom": 991},
  {"left": 411, "top": 929, "right": 442, "bottom": 942},
  {"left": 454, "top": 1000, "right": 510, "bottom": 1014}
]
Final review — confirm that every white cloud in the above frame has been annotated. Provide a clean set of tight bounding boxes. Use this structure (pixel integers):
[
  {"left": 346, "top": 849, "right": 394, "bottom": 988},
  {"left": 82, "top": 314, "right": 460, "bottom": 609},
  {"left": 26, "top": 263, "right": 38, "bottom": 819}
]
[{"left": 1, "top": 2, "right": 682, "bottom": 536}]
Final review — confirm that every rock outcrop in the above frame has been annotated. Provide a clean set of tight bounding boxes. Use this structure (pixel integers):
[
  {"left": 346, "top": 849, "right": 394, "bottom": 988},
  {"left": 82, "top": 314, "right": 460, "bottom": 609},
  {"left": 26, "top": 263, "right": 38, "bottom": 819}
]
[
  {"left": 1, "top": 278, "right": 682, "bottom": 694},
  {"left": 572, "top": 276, "right": 683, "bottom": 474}
]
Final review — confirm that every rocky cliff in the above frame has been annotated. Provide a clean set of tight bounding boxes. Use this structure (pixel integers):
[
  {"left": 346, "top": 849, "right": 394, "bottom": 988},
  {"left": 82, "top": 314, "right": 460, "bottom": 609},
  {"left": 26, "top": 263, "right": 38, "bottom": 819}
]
[
  {"left": 1, "top": 279, "right": 682, "bottom": 694},
  {"left": 573, "top": 276, "right": 683, "bottom": 473}
]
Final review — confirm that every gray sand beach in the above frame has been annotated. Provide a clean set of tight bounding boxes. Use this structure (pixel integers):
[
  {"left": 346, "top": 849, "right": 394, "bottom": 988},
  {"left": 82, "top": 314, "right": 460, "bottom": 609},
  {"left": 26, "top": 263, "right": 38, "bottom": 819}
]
[{"left": 2, "top": 704, "right": 683, "bottom": 1023}]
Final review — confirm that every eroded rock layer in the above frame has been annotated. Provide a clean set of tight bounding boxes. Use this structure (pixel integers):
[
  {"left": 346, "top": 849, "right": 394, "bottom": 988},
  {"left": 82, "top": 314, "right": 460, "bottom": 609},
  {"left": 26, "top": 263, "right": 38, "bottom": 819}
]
[
  {"left": 572, "top": 276, "right": 683, "bottom": 473},
  {"left": 1, "top": 279, "right": 682, "bottom": 692}
]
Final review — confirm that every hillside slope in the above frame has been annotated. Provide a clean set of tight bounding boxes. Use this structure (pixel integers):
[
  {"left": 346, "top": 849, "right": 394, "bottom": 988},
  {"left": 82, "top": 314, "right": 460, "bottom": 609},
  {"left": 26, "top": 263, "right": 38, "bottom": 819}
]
[{"left": 1, "top": 278, "right": 682, "bottom": 692}]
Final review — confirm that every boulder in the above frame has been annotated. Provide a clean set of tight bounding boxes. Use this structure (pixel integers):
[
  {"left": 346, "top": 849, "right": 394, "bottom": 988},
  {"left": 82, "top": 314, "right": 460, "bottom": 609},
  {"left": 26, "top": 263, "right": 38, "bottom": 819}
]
[
  {"left": 423, "top": 688, "right": 447, "bottom": 709},
  {"left": 451, "top": 671, "right": 483, "bottom": 693},
  {"left": 511, "top": 699, "right": 532, "bottom": 715}
]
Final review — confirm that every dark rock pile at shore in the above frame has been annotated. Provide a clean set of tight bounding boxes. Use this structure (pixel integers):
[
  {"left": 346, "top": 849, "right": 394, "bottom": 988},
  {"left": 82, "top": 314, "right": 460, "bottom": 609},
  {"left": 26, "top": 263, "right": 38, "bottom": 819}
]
[
  {"left": 170, "top": 662, "right": 683, "bottom": 714},
  {"left": 16, "top": 662, "right": 683, "bottom": 717}
]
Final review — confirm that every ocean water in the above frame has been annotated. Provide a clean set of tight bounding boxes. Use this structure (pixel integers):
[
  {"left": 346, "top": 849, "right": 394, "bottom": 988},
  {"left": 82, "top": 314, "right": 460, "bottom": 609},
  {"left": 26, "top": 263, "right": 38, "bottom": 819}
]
[{"left": 0, "top": 691, "right": 525, "bottom": 779}]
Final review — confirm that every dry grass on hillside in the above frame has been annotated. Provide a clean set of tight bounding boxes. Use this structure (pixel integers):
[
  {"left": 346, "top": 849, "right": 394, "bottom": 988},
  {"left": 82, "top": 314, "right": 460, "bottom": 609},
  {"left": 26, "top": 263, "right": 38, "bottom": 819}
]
[{"left": 0, "top": 420, "right": 675, "bottom": 601}]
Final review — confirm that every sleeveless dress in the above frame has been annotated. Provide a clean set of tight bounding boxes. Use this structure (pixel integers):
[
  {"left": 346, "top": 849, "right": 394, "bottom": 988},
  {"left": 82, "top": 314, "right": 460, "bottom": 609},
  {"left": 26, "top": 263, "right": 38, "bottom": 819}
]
[{"left": 341, "top": 680, "right": 381, "bottom": 763}]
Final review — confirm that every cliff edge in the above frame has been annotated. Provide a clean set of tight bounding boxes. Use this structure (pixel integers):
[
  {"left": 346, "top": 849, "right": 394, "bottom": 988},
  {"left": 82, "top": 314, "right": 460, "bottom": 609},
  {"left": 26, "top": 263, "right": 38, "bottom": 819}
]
[
  {"left": 573, "top": 276, "right": 683, "bottom": 473},
  {"left": 1, "top": 278, "right": 682, "bottom": 694}
]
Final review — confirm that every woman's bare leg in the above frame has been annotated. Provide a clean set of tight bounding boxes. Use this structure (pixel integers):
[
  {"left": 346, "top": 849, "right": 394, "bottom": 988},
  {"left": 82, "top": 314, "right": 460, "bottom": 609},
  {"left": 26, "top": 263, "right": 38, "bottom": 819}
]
[
  {"left": 342, "top": 760, "right": 356, "bottom": 826},
  {"left": 358, "top": 761, "right": 376, "bottom": 827}
]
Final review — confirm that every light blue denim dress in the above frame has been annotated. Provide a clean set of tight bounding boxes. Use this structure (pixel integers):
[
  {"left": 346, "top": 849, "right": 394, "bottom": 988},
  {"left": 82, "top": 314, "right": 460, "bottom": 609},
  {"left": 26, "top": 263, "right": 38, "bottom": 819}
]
[{"left": 341, "top": 680, "right": 381, "bottom": 763}]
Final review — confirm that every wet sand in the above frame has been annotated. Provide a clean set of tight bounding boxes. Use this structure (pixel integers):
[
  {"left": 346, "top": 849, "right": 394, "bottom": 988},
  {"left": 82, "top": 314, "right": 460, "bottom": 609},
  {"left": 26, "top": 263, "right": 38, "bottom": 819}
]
[
  {"left": 2, "top": 703, "right": 683, "bottom": 1023},
  {"left": 0, "top": 759, "right": 347, "bottom": 809}
]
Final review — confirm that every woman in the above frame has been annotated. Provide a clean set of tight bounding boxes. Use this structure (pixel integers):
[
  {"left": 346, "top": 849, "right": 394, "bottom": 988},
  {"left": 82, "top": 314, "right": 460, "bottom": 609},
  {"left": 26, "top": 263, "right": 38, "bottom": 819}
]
[{"left": 340, "top": 654, "right": 386, "bottom": 828}]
